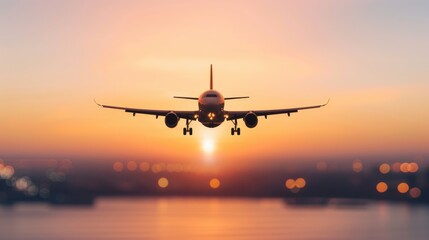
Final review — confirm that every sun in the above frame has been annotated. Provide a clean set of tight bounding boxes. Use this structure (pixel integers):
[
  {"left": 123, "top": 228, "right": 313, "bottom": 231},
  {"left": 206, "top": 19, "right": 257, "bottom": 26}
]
[{"left": 202, "top": 138, "right": 215, "bottom": 154}]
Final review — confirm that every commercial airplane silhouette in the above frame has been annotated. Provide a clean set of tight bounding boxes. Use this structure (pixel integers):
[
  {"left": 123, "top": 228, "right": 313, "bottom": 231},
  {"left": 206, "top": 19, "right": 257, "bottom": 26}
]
[{"left": 96, "top": 65, "right": 329, "bottom": 135}]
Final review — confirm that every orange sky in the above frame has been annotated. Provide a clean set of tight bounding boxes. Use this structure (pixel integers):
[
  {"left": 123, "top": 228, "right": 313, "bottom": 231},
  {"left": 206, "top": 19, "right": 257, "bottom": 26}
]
[{"left": 0, "top": 0, "right": 428, "bottom": 163}]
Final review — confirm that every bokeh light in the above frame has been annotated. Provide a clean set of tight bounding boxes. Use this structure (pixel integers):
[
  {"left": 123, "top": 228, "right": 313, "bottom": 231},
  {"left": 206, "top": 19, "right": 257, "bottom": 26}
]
[
  {"left": 408, "top": 162, "right": 419, "bottom": 173},
  {"left": 151, "top": 164, "right": 163, "bottom": 173},
  {"left": 391, "top": 162, "right": 401, "bottom": 173},
  {"left": 409, "top": 187, "right": 421, "bottom": 198},
  {"left": 127, "top": 161, "right": 138, "bottom": 171},
  {"left": 0, "top": 165, "right": 15, "bottom": 179},
  {"left": 285, "top": 178, "right": 306, "bottom": 191},
  {"left": 379, "top": 163, "right": 390, "bottom": 174},
  {"left": 158, "top": 177, "right": 169, "bottom": 188},
  {"left": 209, "top": 178, "right": 221, "bottom": 189},
  {"left": 376, "top": 182, "right": 388, "bottom": 193},
  {"left": 15, "top": 177, "right": 31, "bottom": 191},
  {"left": 352, "top": 160, "right": 363, "bottom": 173},
  {"left": 397, "top": 182, "right": 409, "bottom": 194},
  {"left": 295, "top": 178, "right": 306, "bottom": 189},
  {"left": 139, "top": 162, "right": 150, "bottom": 172},
  {"left": 112, "top": 161, "right": 124, "bottom": 172},
  {"left": 400, "top": 163, "right": 409, "bottom": 173},
  {"left": 285, "top": 179, "right": 295, "bottom": 189}
]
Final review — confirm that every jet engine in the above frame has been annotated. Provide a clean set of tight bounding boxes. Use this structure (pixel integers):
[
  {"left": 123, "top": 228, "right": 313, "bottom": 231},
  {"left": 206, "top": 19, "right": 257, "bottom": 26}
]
[
  {"left": 165, "top": 112, "right": 179, "bottom": 128},
  {"left": 244, "top": 112, "right": 258, "bottom": 128}
]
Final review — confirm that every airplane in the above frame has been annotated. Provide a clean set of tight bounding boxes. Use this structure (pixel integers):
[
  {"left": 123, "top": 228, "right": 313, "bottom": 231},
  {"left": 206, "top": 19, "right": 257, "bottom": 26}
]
[{"left": 95, "top": 64, "right": 329, "bottom": 136}]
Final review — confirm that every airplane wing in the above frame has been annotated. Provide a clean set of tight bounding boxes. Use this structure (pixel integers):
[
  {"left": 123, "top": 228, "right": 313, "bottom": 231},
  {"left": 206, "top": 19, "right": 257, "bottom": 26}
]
[
  {"left": 95, "top": 100, "right": 198, "bottom": 120},
  {"left": 226, "top": 99, "right": 329, "bottom": 120}
]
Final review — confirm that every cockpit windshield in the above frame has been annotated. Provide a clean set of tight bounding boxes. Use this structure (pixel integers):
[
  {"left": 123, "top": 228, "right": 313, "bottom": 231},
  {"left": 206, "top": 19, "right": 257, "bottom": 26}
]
[{"left": 205, "top": 94, "right": 218, "bottom": 98}]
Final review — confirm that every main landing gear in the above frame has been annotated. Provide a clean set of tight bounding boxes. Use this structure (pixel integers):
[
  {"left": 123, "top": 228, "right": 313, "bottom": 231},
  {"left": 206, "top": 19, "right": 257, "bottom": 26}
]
[
  {"left": 230, "top": 119, "right": 241, "bottom": 135},
  {"left": 183, "top": 119, "right": 193, "bottom": 135}
]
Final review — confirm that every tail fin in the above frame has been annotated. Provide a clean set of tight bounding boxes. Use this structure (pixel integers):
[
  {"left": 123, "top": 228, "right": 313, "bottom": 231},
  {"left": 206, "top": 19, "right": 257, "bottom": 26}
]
[{"left": 210, "top": 64, "right": 213, "bottom": 90}]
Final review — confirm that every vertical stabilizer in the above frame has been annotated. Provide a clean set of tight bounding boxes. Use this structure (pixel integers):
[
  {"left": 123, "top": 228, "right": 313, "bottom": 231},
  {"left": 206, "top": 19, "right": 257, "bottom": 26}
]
[{"left": 210, "top": 64, "right": 213, "bottom": 90}]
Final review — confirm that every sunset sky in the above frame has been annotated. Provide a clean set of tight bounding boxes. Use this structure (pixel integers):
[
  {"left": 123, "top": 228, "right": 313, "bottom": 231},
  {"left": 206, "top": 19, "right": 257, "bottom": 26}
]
[{"left": 1, "top": 0, "right": 428, "bottom": 163}]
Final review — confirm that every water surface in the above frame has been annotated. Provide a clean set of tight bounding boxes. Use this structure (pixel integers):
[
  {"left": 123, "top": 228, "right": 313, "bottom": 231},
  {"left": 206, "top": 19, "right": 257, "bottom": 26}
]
[{"left": 0, "top": 198, "right": 427, "bottom": 240}]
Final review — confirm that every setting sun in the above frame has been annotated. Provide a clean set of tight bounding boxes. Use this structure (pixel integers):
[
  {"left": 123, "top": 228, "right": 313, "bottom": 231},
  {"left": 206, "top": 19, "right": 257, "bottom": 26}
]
[{"left": 202, "top": 138, "right": 215, "bottom": 154}]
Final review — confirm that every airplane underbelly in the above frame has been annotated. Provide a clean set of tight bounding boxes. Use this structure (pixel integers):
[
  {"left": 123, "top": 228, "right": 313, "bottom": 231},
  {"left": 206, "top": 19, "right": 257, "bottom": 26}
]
[
  {"left": 201, "top": 121, "right": 223, "bottom": 128},
  {"left": 199, "top": 116, "right": 224, "bottom": 128}
]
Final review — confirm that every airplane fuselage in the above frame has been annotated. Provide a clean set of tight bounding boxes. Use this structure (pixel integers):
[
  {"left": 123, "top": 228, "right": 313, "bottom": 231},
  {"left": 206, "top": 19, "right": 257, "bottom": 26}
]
[{"left": 198, "top": 90, "right": 225, "bottom": 128}]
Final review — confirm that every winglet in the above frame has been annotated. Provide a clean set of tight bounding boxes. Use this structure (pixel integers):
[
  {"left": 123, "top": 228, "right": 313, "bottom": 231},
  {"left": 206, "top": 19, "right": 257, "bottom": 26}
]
[
  {"left": 210, "top": 64, "right": 213, "bottom": 90},
  {"left": 94, "top": 99, "right": 102, "bottom": 107},
  {"left": 322, "top": 98, "right": 330, "bottom": 107}
]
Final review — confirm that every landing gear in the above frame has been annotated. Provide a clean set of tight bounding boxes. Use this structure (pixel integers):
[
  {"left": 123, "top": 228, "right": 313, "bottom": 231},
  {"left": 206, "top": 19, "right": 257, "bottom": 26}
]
[
  {"left": 230, "top": 119, "right": 241, "bottom": 135},
  {"left": 183, "top": 119, "right": 193, "bottom": 135}
]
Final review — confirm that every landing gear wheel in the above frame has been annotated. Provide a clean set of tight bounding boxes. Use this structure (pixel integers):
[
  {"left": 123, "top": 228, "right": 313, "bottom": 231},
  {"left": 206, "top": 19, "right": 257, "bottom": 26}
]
[
  {"left": 230, "top": 119, "right": 241, "bottom": 136},
  {"left": 183, "top": 119, "right": 193, "bottom": 136}
]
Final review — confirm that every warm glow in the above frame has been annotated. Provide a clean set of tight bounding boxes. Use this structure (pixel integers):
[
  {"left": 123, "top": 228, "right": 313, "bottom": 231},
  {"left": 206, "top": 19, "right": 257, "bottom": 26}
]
[
  {"left": 127, "top": 161, "right": 138, "bottom": 171},
  {"left": 0, "top": 165, "right": 15, "bottom": 179},
  {"left": 1, "top": 1, "right": 428, "bottom": 163},
  {"left": 409, "top": 187, "right": 421, "bottom": 198},
  {"left": 352, "top": 160, "right": 363, "bottom": 173},
  {"left": 376, "top": 182, "right": 388, "bottom": 193},
  {"left": 285, "top": 179, "right": 295, "bottom": 189},
  {"left": 285, "top": 178, "right": 306, "bottom": 190},
  {"left": 139, "top": 162, "right": 150, "bottom": 172},
  {"left": 400, "top": 163, "right": 409, "bottom": 173},
  {"left": 379, "top": 163, "right": 390, "bottom": 174},
  {"left": 158, "top": 177, "right": 169, "bottom": 188},
  {"left": 295, "top": 178, "right": 306, "bottom": 189},
  {"left": 202, "top": 138, "right": 215, "bottom": 154},
  {"left": 397, "top": 182, "right": 409, "bottom": 194},
  {"left": 152, "top": 164, "right": 163, "bottom": 173},
  {"left": 113, "top": 162, "right": 124, "bottom": 172},
  {"left": 391, "top": 162, "right": 401, "bottom": 172},
  {"left": 408, "top": 162, "right": 419, "bottom": 173},
  {"left": 209, "top": 178, "right": 221, "bottom": 189}
]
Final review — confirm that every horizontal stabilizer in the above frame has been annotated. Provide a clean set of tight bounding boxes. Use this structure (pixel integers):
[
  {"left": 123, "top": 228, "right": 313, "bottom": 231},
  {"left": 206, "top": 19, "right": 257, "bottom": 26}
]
[
  {"left": 174, "top": 96, "right": 199, "bottom": 100},
  {"left": 224, "top": 96, "right": 250, "bottom": 100}
]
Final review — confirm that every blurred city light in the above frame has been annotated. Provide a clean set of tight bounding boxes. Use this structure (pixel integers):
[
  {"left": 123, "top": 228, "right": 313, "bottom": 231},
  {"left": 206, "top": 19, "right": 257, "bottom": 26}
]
[
  {"left": 409, "top": 187, "right": 421, "bottom": 198},
  {"left": 352, "top": 160, "right": 363, "bottom": 173},
  {"left": 158, "top": 177, "right": 169, "bottom": 188},
  {"left": 397, "top": 183, "right": 410, "bottom": 194},
  {"left": 391, "top": 162, "right": 401, "bottom": 173},
  {"left": 0, "top": 165, "right": 15, "bottom": 179},
  {"left": 285, "top": 178, "right": 306, "bottom": 193},
  {"left": 209, "top": 178, "right": 221, "bottom": 189},
  {"left": 379, "top": 163, "right": 391, "bottom": 174},
  {"left": 139, "top": 162, "right": 150, "bottom": 172},
  {"left": 151, "top": 164, "right": 162, "bottom": 173},
  {"left": 113, "top": 162, "right": 124, "bottom": 172},
  {"left": 400, "top": 163, "right": 409, "bottom": 173},
  {"left": 285, "top": 179, "right": 295, "bottom": 190},
  {"left": 408, "top": 162, "right": 419, "bottom": 173},
  {"left": 376, "top": 182, "right": 388, "bottom": 193},
  {"left": 295, "top": 178, "right": 306, "bottom": 188},
  {"left": 127, "top": 161, "right": 138, "bottom": 171}
]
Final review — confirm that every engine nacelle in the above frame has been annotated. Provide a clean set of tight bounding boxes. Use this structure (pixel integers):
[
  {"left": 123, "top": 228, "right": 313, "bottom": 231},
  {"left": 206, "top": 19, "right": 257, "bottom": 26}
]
[
  {"left": 244, "top": 112, "right": 258, "bottom": 128},
  {"left": 165, "top": 112, "right": 179, "bottom": 128}
]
